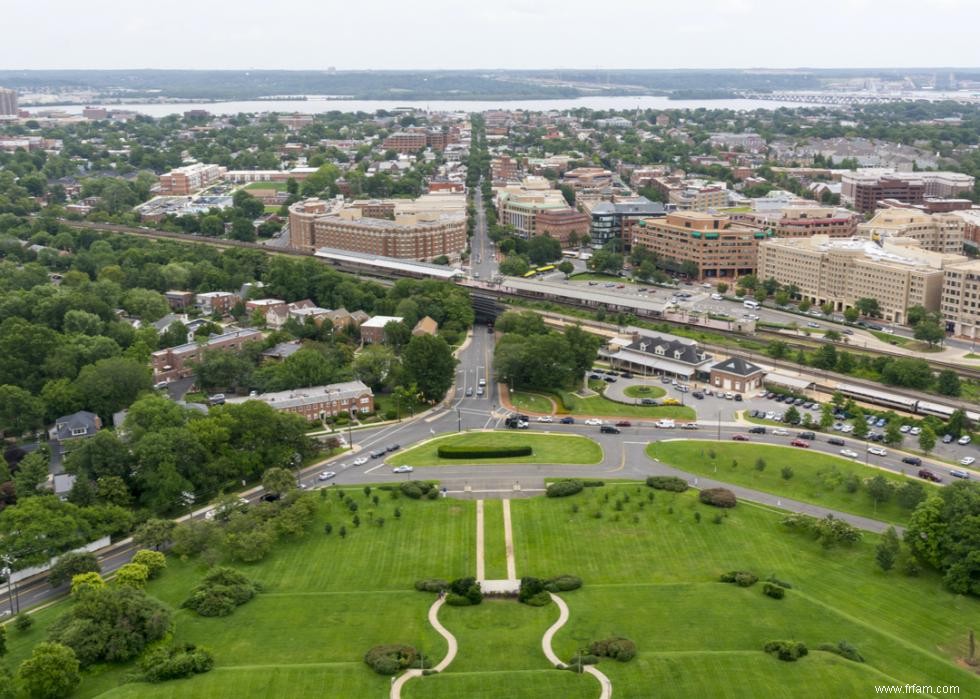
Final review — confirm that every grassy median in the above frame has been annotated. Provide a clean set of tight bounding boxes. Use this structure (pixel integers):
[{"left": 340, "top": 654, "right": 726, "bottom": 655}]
[{"left": 388, "top": 431, "right": 603, "bottom": 467}]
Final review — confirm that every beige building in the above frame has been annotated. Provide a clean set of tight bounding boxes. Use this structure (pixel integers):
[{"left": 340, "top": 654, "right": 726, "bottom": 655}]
[
  {"left": 668, "top": 184, "right": 729, "bottom": 211},
  {"left": 495, "top": 178, "right": 575, "bottom": 239},
  {"left": 858, "top": 209, "right": 964, "bottom": 254},
  {"left": 757, "top": 235, "right": 967, "bottom": 324},
  {"left": 158, "top": 163, "right": 226, "bottom": 195},
  {"left": 941, "top": 260, "right": 980, "bottom": 340}
]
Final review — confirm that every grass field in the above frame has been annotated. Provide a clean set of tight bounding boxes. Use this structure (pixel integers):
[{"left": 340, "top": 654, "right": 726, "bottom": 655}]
[
  {"left": 623, "top": 384, "right": 667, "bottom": 399},
  {"left": 509, "top": 391, "right": 555, "bottom": 414},
  {"left": 512, "top": 486, "right": 980, "bottom": 695},
  {"left": 646, "top": 441, "right": 927, "bottom": 525},
  {"left": 388, "top": 431, "right": 603, "bottom": 467},
  {"left": 559, "top": 385, "right": 696, "bottom": 420},
  {"left": 244, "top": 181, "right": 288, "bottom": 191},
  {"left": 482, "top": 500, "right": 508, "bottom": 580}
]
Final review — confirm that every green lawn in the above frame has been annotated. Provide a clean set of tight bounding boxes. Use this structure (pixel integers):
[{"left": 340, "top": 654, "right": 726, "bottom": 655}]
[
  {"left": 513, "top": 487, "right": 980, "bottom": 695},
  {"left": 622, "top": 384, "right": 667, "bottom": 399},
  {"left": 388, "top": 431, "right": 603, "bottom": 467},
  {"left": 482, "top": 500, "right": 508, "bottom": 580},
  {"left": 870, "top": 331, "right": 940, "bottom": 353},
  {"left": 244, "top": 181, "right": 287, "bottom": 191},
  {"left": 646, "top": 441, "right": 930, "bottom": 525},
  {"left": 568, "top": 272, "right": 635, "bottom": 284},
  {"left": 509, "top": 391, "right": 555, "bottom": 414},
  {"left": 558, "top": 385, "right": 696, "bottom": 421}
]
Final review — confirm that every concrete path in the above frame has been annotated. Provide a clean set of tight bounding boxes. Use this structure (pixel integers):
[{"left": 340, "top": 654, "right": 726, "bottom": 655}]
[
  {"left": 543, "top": 593, "right": 612, "bottom": 699},
  {"left": 501, "top": 498, "right": 517, "bottom": 580},
  {"left": 390, "top": 597, "right": 458, "bottom": 699},
  {"left": 475, "top": 499, "right": 485, "bottom": 580}
]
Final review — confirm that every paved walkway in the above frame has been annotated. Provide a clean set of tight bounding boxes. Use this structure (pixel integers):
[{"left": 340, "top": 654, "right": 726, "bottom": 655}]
[
  {"left": 475, "top": 499, "right": 485, "bottom": 580},
  {"left": 543, "top": 593, "right": 612, "bottom": 699},
  {"left": 501, "top": 498, "right": 517, "bottom": 580},
  {"left": 390, "top": 597, "right": 458, "bottom": 699}
]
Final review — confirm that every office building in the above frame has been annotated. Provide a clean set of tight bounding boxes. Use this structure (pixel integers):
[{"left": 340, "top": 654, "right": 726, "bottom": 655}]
[
  {"left": 583, "top": 196, "right": 666, "bottom": 246},
  {"left": 0, "top": 87, "right": 17, "bottom": 116},
  {"left": 841, "top": 170, "right": 975, "bottom": 212},
  {"left": 735, "top": 206, "right": 858, "bottom": 239},
  {"left": 495, "top": 179, "right": 574, "bottom": 239},
  {"left": 668, "top": 184, "right": 729, "bottom": 211},
  {"left": 941, "top": 260, "right": 980, "bottom": 340},
  {"left": 858, "top": 209, "right": 964, "bottom": 254},
  {"left": 158, "top": 163, "right": 226, "bottom": 195},
  {"left": 383, "top": 132, "right": 428, "bottom": 152},
  {"left": 534, "top": 208, "right": 591, "bottom": 247}
]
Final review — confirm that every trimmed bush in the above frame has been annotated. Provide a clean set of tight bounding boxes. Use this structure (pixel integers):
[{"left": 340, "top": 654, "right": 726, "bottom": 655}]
[
  {"left": 436, "top": 445, "right": 532, "bottom": 459},
  {"left": 364, "top": 644, "right": 428, "bottom": 675},
  {"left": 544, "top": 575, "right": 583, "bottom": 593},
  {"left": 445, "top": 592, "right": 474, "bottom": 606},
  {"left": 720, "top": 571, "right": 757, "bottom": 587},
  {"left": 762, "top": 582, "right": 785, "bottom": 599},
  {"left": 582, "top": 480, "right": 605, "bottom": 488},
  {"left": 646, "top": 476, "right": 688, "bottom": 492},
  {"left": 131, "top": 550, "right": 167, "bottom": 579},
  {"left": 414, "top": 579, "right": 449, "bottom": 593},
  {"left": 14, "top": 612, "right": 34, "bottom": 632},
  {"left": 764, "top": 640, "right": 808, "bottom": 662},
  {"left": 182, "top": 567, "right": 259, "bottom": 617},
  {"left": 141, "top": 643, "right": 214, "bottom": 682},
  {"left": 519, "top": 577, "right": 551, "bottom": 606},
  {"left": 589, "top": 637, "right": 637, "bottom": 662},
  {"left": 817, "top": 640, "right": 864, "bottom": 663},
  {"left": 699, "top": 488, "right": 737, "bottom": 508},
  {"left": 400, "top": 481, "right": 436, "bottom": 499},
  {"left": 448, "top": 577, "right": 482, "bottom": 605},
  {"left": 546, "top": 480, "right": 584, "bottom": 498}
]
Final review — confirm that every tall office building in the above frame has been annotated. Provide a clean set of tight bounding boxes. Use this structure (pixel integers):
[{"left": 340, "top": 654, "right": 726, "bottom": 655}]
[{"left": 0, "top": 87, "right": 18, "bottom": 116}]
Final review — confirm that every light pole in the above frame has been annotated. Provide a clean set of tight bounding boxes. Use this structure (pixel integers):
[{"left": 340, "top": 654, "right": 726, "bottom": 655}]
[
  {"left": 2, "top": 555, "right": 18, "bottom": 615},
  {"left": 457, "top": 407, "right": 462, "bottom": 433},
  {"left": 717, "top": 410, "right": 722, "bottom": 441}
]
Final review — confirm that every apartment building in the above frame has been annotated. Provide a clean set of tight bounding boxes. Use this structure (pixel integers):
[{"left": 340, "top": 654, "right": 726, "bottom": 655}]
[
  {"left": 383, "top": 132, "right": 428, "bottom": 152},
  {"left": 151, "top": 328, "right": 262, "bottom": 381},
  {"left": 491, "top": 155, "right": 520, "bottom": 181},
  {"left": 224, "top": 380, "right": 374, "bottom": 421},
  {"left": 735, "top": 206, "right": 858, "bottom": 239},
  {"left": 858, "top": 209, "right": 964, "bottom": 254},
  {"left": 841, "top": 170, "right": 975, "bottom": 212},
  {"left": 757, "top": 235, "right": 966, "bottom": 324},
  {"left": 668, "top": 184, "right": 729, "bottom": 211},
  {"left": 951, "top": 209, "right": 980, "bottom": 247},
  {"left": 0, "top": 87, "right": 16, "bottom": 116},
  {"left": 534, "top": 208, "right": 592, "bottom": 246},
  {"left": 195, "top": 291, "right": 240, "bottom": 315},
  {"left": 158, "top": 163, "right": 226, "bottom": 195},
  {"left": 941, "top": 260, "right": 980, "bottom": 340},
  {"left": 582, "top": 196, "right": 666, "bottom": 246},
  {"left": 629, "top": 211, "right": 763, "bottom": 280},
  {"left": 360, "top": 316, "right": 405, "bottom": 344},
  {"left": 495, "top": 179, "right": 572, "bottom": 239},
  {"left": 708, "top": 132, "right": 766, "bottom": 152}
]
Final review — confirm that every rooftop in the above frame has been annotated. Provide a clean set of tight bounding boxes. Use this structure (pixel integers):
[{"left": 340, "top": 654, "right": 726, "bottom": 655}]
[{"left": 224, "top": 381, "right": 372, "bottom": 410}]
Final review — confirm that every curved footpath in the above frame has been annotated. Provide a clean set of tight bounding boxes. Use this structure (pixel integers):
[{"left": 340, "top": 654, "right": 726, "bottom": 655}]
[
  {"left": 542, "top": 593, "right": 612, "bottom": 699},
  {"left": 391, "top": 597, "right": 458, "bottom": 699}
]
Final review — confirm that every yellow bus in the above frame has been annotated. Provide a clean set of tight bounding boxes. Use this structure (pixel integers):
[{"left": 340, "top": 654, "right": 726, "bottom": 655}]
[
  {"left": 522, "top": 269, "right": 537, "bottom": 278},
  {"left": 536, "top": 265, "right": 556, "bottom": 273}
]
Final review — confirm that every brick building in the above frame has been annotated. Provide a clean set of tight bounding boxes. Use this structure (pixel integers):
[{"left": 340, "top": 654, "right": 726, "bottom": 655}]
[
  {"left": 535, "top": 208, "right": 592, "bottom": 247},
  {"left": 383, "top": 132, "right": 428, "bottom": 152},
  {"left": 151, "top": 328, "right": 262, "bottom": 382},
  {"left": 158, "top": 163, "right": 226, "bottom": 195},
  {"left": 225, "top": 381, "right": 374, "bottom": 421}
]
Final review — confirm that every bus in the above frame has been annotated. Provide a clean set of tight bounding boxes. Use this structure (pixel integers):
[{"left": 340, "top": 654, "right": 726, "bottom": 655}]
[
  {"left": 743, "top": 300, "right": 760, "bottom": 310},
  {"left": 522, "top": 269, "right": 537, "bottom": 278},
  {"left": 536, "top": 265, "right": 556, "bottom": 274}
]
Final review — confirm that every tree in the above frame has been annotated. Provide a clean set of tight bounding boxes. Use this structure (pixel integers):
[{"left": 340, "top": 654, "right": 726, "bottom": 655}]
[
  {"left": 820, "top": 302, "right": 834, "bottom": 316},
  {"left": 0, "top": 623, "right": 5, "bottom": 657},
  {"left": 918, "top": 427, "right": 936, "bottom": 455},
  {"left": 352, "top": 345, "right": 396, "bottom": 390},
  {"left": 824, "top": 330, "right": 842, "bottom": 342},
  {"left": 47, "top": 551, "right": 100, "bottom": 587},
  {"left": 131, "top": 550, "right": 167, "bottom": 579},
  {"left": 753, "top": 287, "right": 767, "bottom": 303},
  {"left": 17, "top": 642, "right": 81, "bottom": 699},
  {"left": 115, "top": 562, "right": 150, "bottom": 589},
  {"left": 798, "top": 298, "right": 812, "bottom": 313},
  {"left": 946, "top": 409, "right": 967, "bottom": 438},
  {"left": 913, "top": 319, "right": 945, "bottom": 347},
  {"left": 813, "top": 344, "right": 837, "bottom": 370},
  {"left": 498, "top": 255, "right": 530, "bottom": 277},
  {"left": 852, "top": 417, "right": 869, "bottom": 440},
  {"left": 158, "top": 320, "right": 188, "bottom": 349},
  {"left": 232, "top": 190, "right": 264, "bottom": 219},
  {"left": 936, "top": 370, "right": 961, "bottom": 397},
  {"left": 192, "top": 349, "right": 253, "bottom": 392},
  {"left": 121, "top": 288, "right": 169, "bottom": 322},
  {"left": 262, "top": 467, "right": 296, "bottom": 496},
  {"left": 855, "top": 297, "right": 881, "bottom": 318},
  {"left": 587, "top": 249, "right": 623, "bottom": 275},
  {"left": 133, "top": 518, "right": 176, "bottom": 550},
  {"left": 717, "top": 282, "right": 729, "bottom": 294},
  {"left": 71, "top": 572, "right": 106, "bottom": 596},
  {"left": 774, "top": 290, "right": 790, "bottom": 307},
  {"left": 867, "top": 476, "right": 893, "bottom": 508},
  {"left": 557, "top": 260, "right": 574, "bottom": 278},
  {"left": 844, "top": 307, "right": 859, "bottom": 323},
  {"left": 13, "top": 451, "right": 50, "bottom": 499},
  {"left": 402, "top": 334, "right": 456, "bottom": 402},
  {"left": 0, "top": 384, "right": 45, "bottom": 437},
  {"left": 876, "top": 526, "right": 900, "bottom": 572},
  {"left": 784, "top": 406, "right": 800, "bottom": 425},
  {"left": 229, "top": 217, "right": 257, "bottom": 242},
  {"left": 526, "top": 235, "right": 562, "bottom": 266},
  {"left": 74, "top": 357, "right": 152, "bottom": 419},
  {"left": 906, "top": 305, "right": 929, "bottom": 326},
  {"left": 885, "top": 422, "right": 903, "bottom": 446}
]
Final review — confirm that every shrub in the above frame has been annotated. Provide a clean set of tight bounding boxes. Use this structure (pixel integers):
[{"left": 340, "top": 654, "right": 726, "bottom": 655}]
[
  {"left": 720, "top": 571, "right": 757, "bottom": 587},
  {"left": 582, "top": 480, "right": 605, "bottom": 488},
  {"left": 399, "top": 481, "right": 436, "bottom": 499},
  {"left": 764, "top": 640, "right": 808, "bottom": 662},
  {"left": 449, "top": 577, "right": 482, "bottom": 605},
  {"left": 363, "top": 644, "right": 428, "bottom": 675},
  {"left": 546, "top": 480, "right": 584, "bottom": 498},
  {"left": 762, "top": 583, "right": 785, "bottom": 599},
  {"left": 141, "top": 643, "right": 215, "bottom": 682},
  {"left": 14, "top": 612, "right": 34, "bottom": 632},
  {"left": 646, "top": 476, "right": 688, "bottom": 492},
  {"left": 817, "top": 640, "right": 864, "bottom": 663},
  {"left": 437, "top": 445, "right": 532, "bottom": 459},
  {"left": 518, "top": 577, "right": 550, "bottom": 605},
  {"left": 589, "top": 637, "right": 637, "bottom": 662},
  {"left": 543, "top": 575, "right": 583, "bottom": 593},
  {"left": 182, "top": 567, "right": 259, "bottom": 617},
  {"left": 566, "top": 653, "right": 600, "bottom": 670},
  {"left": 765, "top": 576, "right": 793, "bottom": 589},
  {"left": 414, "top": 579, "right": 449, "bottom": 593},
  {"left": 70, "top": 572, "right": 105, "bottom": 596},
  {"left": 131, "top": 550, "right": 167, "bottom": 579},
  {"left": 699, "top": 488, "right": 737, "bottom": 508},
  {"left": 115, "top": 563, "right": 150, "bottom": 589},
  {"left": 444, "top": 592, "right": 474, "bottom": 606}
]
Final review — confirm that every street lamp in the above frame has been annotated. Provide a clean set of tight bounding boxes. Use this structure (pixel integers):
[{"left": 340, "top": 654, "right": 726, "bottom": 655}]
[
  {"left": 457, "top": 407, "right": 462, "bottom": 433},
  {"left": 2, "top": 555, "right": 18, "bottom": 615}
]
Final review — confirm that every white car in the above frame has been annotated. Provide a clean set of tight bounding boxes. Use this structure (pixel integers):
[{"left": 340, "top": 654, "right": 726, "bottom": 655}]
[
  {"left": 910, "top": 427, "right": 922, "bottom": 436},
  {"left": 654, "top": 419, "right": 676, "bottom": 429},
  {"left": 353, "top": 457, "right": 369, "bottom": 466},
  {"left": 867, "top": 447, "right": 887, "bottom": 457},
  {"left": 765, "top": 411, "right": 776, "bottom": 421},
  {"left": 772, "top": 428, "right": 789, "bottom": 436},
  {"left": 840, "top": 449, "right": 859, "bottom": 458},
  {"left": 899, "top": 425, "right": 911, "bottom": 433},
  {"left": 584, "top": 418, "right": 603, "bottom": 426},
  {"left": 841, "top": 425, "right": 854, "bottom": 433},
  {"left": 959, "top": 457, "right": 976, "bottom": 467},
  {"left": 711, "top": 293, "right": 723, "bottom": 301},
  {"left": 317, "top": 471, "right": 336, "bottom": 481},
  {"left": 832, "top": 422, "right": 843, "bottom": 431},
  {"left": 537, "top": 415, "right": 553, "bottom": 423},
  {"left": 958, "top": 435, "right": 972, "bottom": 445},
  {"left": 392, "top": 465, "right": 414, "bottom": 474}
]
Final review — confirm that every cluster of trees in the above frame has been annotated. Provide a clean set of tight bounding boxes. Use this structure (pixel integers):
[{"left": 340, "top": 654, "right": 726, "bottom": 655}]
[
  {"left": 493, "top": 312, "right": 601, "bottom": 390},
  {"left": 904, "top": 482, "right": 980, "bottom": 596},
  {"left": 494, "top": 229, "right": 564, "bottom": 277}
]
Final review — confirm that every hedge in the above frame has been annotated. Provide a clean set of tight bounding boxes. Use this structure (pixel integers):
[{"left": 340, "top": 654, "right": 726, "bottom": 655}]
[
  {"left": 764, "top": 640, "right": 808, "bottom": 662},
  {"left": 817, "top": 641, "right": 864, "bottom": 663},
  {"left": 400, "top": 481, "right": 437, "bottom": 499},
  {"left": 589, "top": 637, "right": 637, "bottom": 662},
  {"left": 720, "top": 571, "right": 758, "bottom": 587},
  {"left": 646, "top": 476, "right": 688, "bottom": 492},
  {"left": 182, "top": 567, "right": 259, "bottom": 617},
  {"left": 141, "top": 644, "right": 214, "bottom": 683},
  {"left": 699, "top": 488, "right": 737, "bottom": 508},
  {"left": 364, "top": 644, "right": 428, "bottom": 675},
  {"left": 547, "top": 480, "right": 584, "bottom": 498},
  {"left": 436, "top": 445, "right": 532, "bottom": 459},
  {"left": 414, "top": 579, "right": 449, "bottom": 593}
]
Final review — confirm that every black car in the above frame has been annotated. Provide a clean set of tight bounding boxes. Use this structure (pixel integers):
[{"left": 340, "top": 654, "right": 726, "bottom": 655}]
[
  {"left": 733, "top": 394, "right": 743, "bottom": 402},
  {"left": 560, "top": 417, "right": 575, "bottom": 424},
  {"left": 901, "top": 456, "right": 922, "bottom": 466},
  {"left": 692, "top": 391, "right": 704, "bottom": 399},
  {"left": 604, "top": 376, "right": 617, "bottom": 383},
  {"left": 641, "top": 398, "right": 658, "bottom": 405},
  {"left": 370, "top": 450, "right": 385, "bottom": 459},
  {"left": 260, "top": 493, "right": 281, "bottom": 503},
  {"left": 748, "top": 426, "right": 766, "bottom": 434},
  {"left": 793, "top": 398, "right": 805, "bottom": 406},
  {"left": 827, "top": 438, "right": 845, "bottom": 446},
  {"left": 775, "top": 395, "right": 786, "bottom": 403},
  {"left": 589, "top": 373, "right": 602, "bottom": 380},
  {"left": 386, "top": 444, "right": 401, "bottom": 453},
  {"left": 621, "top": 372, "right": 633, "bottom": 379},
  {"left": 797, "top": 432, "right": 815, "bottom": 441},
  {"left": 600, "top": 425, "right": 621, "bottom": 434}
]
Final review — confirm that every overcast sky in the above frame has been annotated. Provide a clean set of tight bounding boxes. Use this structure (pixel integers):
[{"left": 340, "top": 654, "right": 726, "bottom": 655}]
[{"left": 3, "top": 0, "right": 978, "bottom": 70}]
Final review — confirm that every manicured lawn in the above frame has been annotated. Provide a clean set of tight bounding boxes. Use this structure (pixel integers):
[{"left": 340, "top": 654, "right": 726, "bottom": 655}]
[
  {"left": 512, "top": 487, "right": 980, "bottom": 694},
  {"left": 509, "top": 390, "right": 555, "bottom": 414},
  {"left": 646, "top": 440, "right": 927, "bottom": 525},
  {"left": 388, "top": 431, "right": 603, "bottom": 467},
  {"left": 622, "top": 384, "right": 667, "bottom": 399},
  {"left": 244, "top": 181, "right": 288, "bottom": 191},
  {"left": 870, "top": 331, "right": 940, "bottom": 352},
  {"left": 371, "top": 392, "right": 429, "bottom": 421},
  {"left": 482, "top": 500, "right": 508, "bottom": 580},
  {"left": 559, "top": 386, "right": 696, "bottom": 420}
]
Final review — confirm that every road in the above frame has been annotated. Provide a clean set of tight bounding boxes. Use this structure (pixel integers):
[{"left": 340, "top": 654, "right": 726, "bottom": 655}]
[{"left": 469, "top": 178, "right": 498, "bottom": 281}]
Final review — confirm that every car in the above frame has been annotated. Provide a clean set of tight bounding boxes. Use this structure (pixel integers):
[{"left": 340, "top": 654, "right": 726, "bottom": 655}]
[
  {"left": 604, "top": 376, "right": 617, "bottom": 383},
  {"left": 477, "top": 387, "right": 485, "bottom": 396},
  {"left": 765, "top": 411, "right": 776, "bottom": 421},
  {"left": 537, "top": 415, "right": 553, "bottom": 422},
  {"left": 560, "top": 417, "right": 575, "bottom": 424},
  {"left": 790, "top": 439, "right": 810, "bottom": 448},
  {"left": 318, "top": 471, "right": 337, "bottom": 481},
  {"left": 841, "top": 424, "right": 854, "bottom": 433},
  {"left": 832, "top": 422, "right": 844, "bottom": 431},
  {"left": 680, "top": 423, "right": 699, "bottom": 430},
  {"left": 655, "top": 419, "right": 676, "bottom": 429},
  {"left": 260, "top": 492, "right": 281, "bottom": 503},
  {"left": 600, "top": 425, "right": 621, "bottom": 434},
  {"left": 840, "top": 449, "right": 859, "bottom": 458},
  {"left": 676, "top": 384, "right": 689, "bottom": 393},
  {"left": 392, "top": 465, "right": 414, "bottom": 474},
  {"left": 869, "top": 433, "right": 885, "bottom": 442},
  {"left": 748, "top": 426, "right": 766, "bottom": 434},
  {"left": 772, "top": 428, "right": 789, "bottom": 436},
  {"left": 910, "top": 427, "right": 922, "bottom": 436},
  {"left": 875, "top": 418, "right": 887, "bottom": 428},
  {"left": 662, "top": 398, "right": 681, "bottom": 406},
  {"left": 641, "top": 398, "right": 658, "bottom": 405},
  {"left": 588, "top": 281, "right": 598, "bottom": 286},
  {"left": 841, "top": 328, "right": 854, "bottom": 335},
  {"left": 724, "top": 391, "right": 735, "bottom": 400},
  {"left": 465, "top": 387, "right": 473, "bottom": 396},
  {"left": 692, "top": 391, "right": 705, "bottom": 399},
  {"left": 774, "top": 395, "right": 786, "bottom": 403},
  {"left": 958, "top": 435, "right": 972, "bottom": 445},
  {"left": 807, "top": 322, "right": 820, "bottom": 328},
  {"left": 208, "top": 393, "right": 226, "bottom": 406},
  {"left": 867, "top": 447, "right": 887, "bottom": 456},
  {"left": 797, "top": 431, "right": 815, "bottom": 440},
  {"left": 661, "top": 375, "right": 673, "bottom": 383},
  {"left": 615, "top": 420, "right": 632, "bottom": 427},
  {"left": 918, "top": 469, "right": 942, "bottom": 483},
  {"left": 584, "top": 418, "right": 602, "bottom": 426},
  {"left": 942, "top": 434, "right": 955, "bottom": 444},
  {"left": 370, "top": 450, "right": 385, "bottom": 459},
  {"left": 386, "top": 444, "right": 401, "bottom": 453},
  {"left": 731, "top": 434, "right": 749, "bottom": 441},
  {"left": 487, "top": 324, "right": 494, "bottom": 333},
  {"left": 589, "top": 373, "right": 602, "bottom": 380},
  {"left": 899, "top": 425, "right": 911, "bottom": 433},
  {"left": 827, "top": 437, "right": 845, "bottom": 446},
  {"left": 748, "top": 410, "right": 760, "bottom": 418},
  {"left": 952, "top": 465, "right": 973, "bottom": 475},
  {"left": 153, "top": 381, "right": 169, "bottom": 390},
  {"left": 353, "top": 456, "right": 369, "bottom": 466},
  {"left": 865, "top": 415, "right": 875, "bottom": 425},
  {"left": 803, "top": 402, "right": 813, "bottom": 409},
  {"left": 622, "top": 372, "right": 633, "bottom": 379},
  {"left": 901, "top": 456, "right": 922, "bottom": 466},
  {"left": 711, "top": 293, "right": 723, "bottom": 300},
  {"left": 734, "top": 394, "right": 743, "bottom": 402},
  {"left": 794, "top": 397, "right": 806, "bottom": 406}
]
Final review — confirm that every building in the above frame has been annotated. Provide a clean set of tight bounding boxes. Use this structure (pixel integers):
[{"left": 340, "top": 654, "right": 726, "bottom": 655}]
[
  {"left": 941, "top": 260, "right": 980, "bottom": 340},
  {"left": 158, "top": 163, "right": 226, "bottom": 195},
  {"left": 360, "top": 316, "right": 405, "bottom": 344},
  {"left": 606, "top": 332, "right": 713, "bottom": 379},
  {"left": 757, "top": 235, "right": 967, "bottom": 324},
  {"left": 262, "top": 340, "right": 304, "bottom": 362},
  {"left": 164, "top": 290, "right": 195, "bottom": 310},
  {"left": 951, "top": 209, "right": 980, "bottom": 248},
  {"left": 858, "top": 209, "right": 964, "bottom": 254},
  {"left": 736, "top": 206, "right": 858, "bottom": 239},
  {"left": 595, "top": 116, "right": 632, "bottom": 128},
  {"left": 0, "top": 87, "right": 16, "bottom": 116},
  {"left": 668, "top": 184, "right": 729, "bottom": 211},
  {"left": 495, "top": 180, "right": 573, "bottom": 239},
  {"left": 841, "top": 170, "right": 975, "bottom": 213},
  {"left": 561, "top": 167, "right": 615, "bottom": 190},
  {"left": 491, "top": 155, "right": 520, "bottom": 181},
  {"left": 534, "top": 208, "right": 592, "bottom": 247},
  {"left": 583, "top": 196, "right": 666, "bottom": 246},
  {"left": 48, "top": 411, "right": 102, "bottom": 442},
  {"left": 195, "top": 291, "right": 239, "bottom": 315},
  {"left": 151, "top": 328, "right": 262, "bottom": 382},
  {"left": 709, "top": 357, "right": 766, "bottom": 394},
  {"left": 629, "top": 211, "right": 764, "bottom": 280},
  {"left": 708, "top": 132, "right": 766, "bottom": 152},
  {"left": 225, "top": 381, "right": 374, "bottom": 421},
  {"left": 223, "top": 168, "right": 317, "bottom": 183},
  {"left": 383, "top": 132, "right": 428, "bottom": 153},
  {"left": 412, "top": 316, "right": 439, "bottom": 336}
]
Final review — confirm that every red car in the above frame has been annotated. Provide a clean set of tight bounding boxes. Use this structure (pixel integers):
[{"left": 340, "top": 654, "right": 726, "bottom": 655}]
[
  {"left": 790, "top": 439, "right": 810, "bottom": 448},
  {"left": 615, "top": 420, "right": 632, "bottom": 427},
  {"left": 731, "top": 434, "right": 749, "bottom": 441}
]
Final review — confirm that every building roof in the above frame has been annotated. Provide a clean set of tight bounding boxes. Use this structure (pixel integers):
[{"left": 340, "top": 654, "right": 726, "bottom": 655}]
[
  {"left": 625, "top": 333, "right": 712, "bottom": 366},
  {"left": 608, "top": 349, "right": 698, "bottom": 378},
  {"left": 49, "top": 411, "right": 101, "bottom": 441},
  {"left": 413, "top": 316, "right": 438, "bottom": 335},
  {"left": 314, "top": 248, "right": 463, "bottom": 281},
  {"left": 711, "top": 356, "right": 764, "bottom": 377},
  {"left": 160, "top": 328, "right": 263, "bottom": 357},
  {"left": 588, "top": 197, "right": 665, "bottom": 217},
  {"left": 262, "top": 341, "right": 303, "bottom": 360},
  {"left": 225, "top": 381, "right": 373, "bottom": 411},
  {"left": 361, "top": 315, "right": 404, "bottom": 329}
]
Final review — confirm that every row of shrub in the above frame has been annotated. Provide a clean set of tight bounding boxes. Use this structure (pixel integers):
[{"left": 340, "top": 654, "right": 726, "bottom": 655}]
[
  {"left": 364, "top": 644, "right": 430, "bottom": 675},
  {"left": 646, "top": 476, "right": 688, "bottom": 492},
  {"left": 546, "top": 479, "right": 604, "bottom": 498},
  {"left": 721, "top": 571, "right": 792, "bottom": 599},
  {"left": 589, "top": 637, "right": 637, "bottom": 662},
  {"left": 817, "top": 640, "right": 864, "bottom": 663},
  {"left": 436, "top": 445, "right": 532, "bottom": 459},
  {"left": 699, "top": 488, "right": 737, "bottom": 508},
  {"left": 400, "top": 481, "right": 439, "bottom": 500},
  {"left": 182, "top": 567, "right": 260, "bottom": 617}
]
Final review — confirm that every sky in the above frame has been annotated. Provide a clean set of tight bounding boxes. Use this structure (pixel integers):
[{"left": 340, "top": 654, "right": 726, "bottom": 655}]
[{"left": 3, "top": 0, "right": 979, "bottom": 71}]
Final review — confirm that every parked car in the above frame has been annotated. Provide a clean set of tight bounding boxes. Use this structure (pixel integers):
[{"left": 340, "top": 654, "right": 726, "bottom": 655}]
[
  {"left": 477, "top": 387, "right": 484, "bottom": 396},
  {"left": 958, "top": 435, "right": 972, "bottom": 445},
  {"left": 318, "top": 471, "right": 337, "bottom": 481},
  {"left": 641, "top": 398, "right": 658, "bottom": 405},
  {"left": 827, "top": 438, "right": 845, "bottom": 446},
  {"left": 899, "top": 425, "right": 911, "bottom": 433},
  {"left": 733, "top": 394, "right": 743, "bottom": 402},
  {"left": 942, "top": 434, "right": 955, "bottom": 444},
  {"left": 875, "top": 418, "right": 887, "bottom": 428},
  {"left": 465, "top": 387, "right": 473, "bottom": 397},
  {"left": 559, "top": 417, "right": 575, "bottom": 424},
  {"left": 910, "top": 426, "right": 922, "bottom": 436},
  {"left": 917, "top": 469, "right": 942, "bottom": 483},
  {"left": 731, "top": 434, "right": 749, "bottom": 441},
  {"left": 952, "top": 466, "right": 972, "bottom": 476},
  {"left": 790, "top": 439, "right": 810, "bottom": 448},
  {"left": 589, "top": 373, "right": 602, "bottom": 380},
  {"left": 901, "top": 456, "right": 922, "bottom": 466},
  {"left": 600, "top": 425, "right": 621, "bottom": 434},
  {"left": 840, "top": 449, "right": 859, "bottom": 458},
  {"left": 775, "top": 395, "right": 786, "bottom": 403},
  {"left": 748, "top": 426, "right": 766, "bottom": 434},
  {"left": 692, "top": 391, "right": 704, "bottom": 399},
  {"left": 724, "top": 391, "right": 735, "bottom": 400},
  {"left": 604, "top": 376, "right": 617, "bottom": 383},
  {"left": 392, "top": 465, "right": 413, "bottom": 474},
  {"left": 867, "top": 447, "right": 887, "bottom": 456}
]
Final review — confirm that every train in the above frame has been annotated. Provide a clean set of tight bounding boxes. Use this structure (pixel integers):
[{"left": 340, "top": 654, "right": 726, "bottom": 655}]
[{"left": 835, "top": 383, "right": 979, "bottom": 424}]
